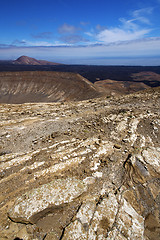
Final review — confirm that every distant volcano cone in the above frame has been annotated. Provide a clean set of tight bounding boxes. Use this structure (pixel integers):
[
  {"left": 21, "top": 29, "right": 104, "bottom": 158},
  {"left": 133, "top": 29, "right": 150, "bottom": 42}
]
[{"left": 13, "top": 56, "right": 60, "bottom": 65}]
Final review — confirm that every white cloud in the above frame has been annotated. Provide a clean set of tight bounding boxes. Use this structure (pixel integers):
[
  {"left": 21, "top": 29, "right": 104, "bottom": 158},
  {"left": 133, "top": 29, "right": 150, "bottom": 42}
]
[
  {"left": 96, "top": 28, "right": 151, "bottom": 44},
  {"left": 85, "top": 31, "right": 94, "bottom": 37},
  {"left": 92, "top": 7, "right": 154, "bottom": 44},
  {"left": 132, "top": 7, "right": 153, "bottom": 17},
  {"left": 1, "top": 37, "right": 160, "bottom": 61},
  {"left": 0, "top": 6, "right": 159, "bottom": 65},
  {"left": 23, "top": 40, "right": 55, "bottom": 47},
  {"left": 58, "top": 23, "right": 80, "bottom": 34},
  {"left": 119, "top": 18, "right": 138, "bottom": 30},
  {"left": 132, "top": 7, "right": 153, "bottom": 24},
  {"left": 12, "top": 39, "right": 72, "bottom": 47}
]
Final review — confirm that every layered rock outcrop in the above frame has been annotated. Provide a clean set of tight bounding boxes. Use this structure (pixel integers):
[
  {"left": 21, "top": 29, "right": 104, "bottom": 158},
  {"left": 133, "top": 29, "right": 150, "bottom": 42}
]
[{"left": 0, "top": 87, "right": 159, "bottom": 239}]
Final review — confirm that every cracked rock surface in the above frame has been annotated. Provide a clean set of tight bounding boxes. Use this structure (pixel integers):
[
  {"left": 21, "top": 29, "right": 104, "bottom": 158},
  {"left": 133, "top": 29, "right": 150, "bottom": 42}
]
[{"left": 0, "top": 87, "right": 160, "bottom": 239}]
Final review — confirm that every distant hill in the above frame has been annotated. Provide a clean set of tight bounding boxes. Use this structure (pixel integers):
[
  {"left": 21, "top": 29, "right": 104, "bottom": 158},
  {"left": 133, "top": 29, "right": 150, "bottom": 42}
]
[
  {"left": 0, "top": 61, "right": 159, "bottom": 89},
  {"left": 0, "top": 57, "right": 159, "bottom": 99},
  {"left": 13, "top": 56, "right": 61, "bottom": 65},
  {"left": 94, "top": 79, "right": 150, "bottom": 96},
  {"left": 0, "top": 71, "right": 102, "bottom": 103}
]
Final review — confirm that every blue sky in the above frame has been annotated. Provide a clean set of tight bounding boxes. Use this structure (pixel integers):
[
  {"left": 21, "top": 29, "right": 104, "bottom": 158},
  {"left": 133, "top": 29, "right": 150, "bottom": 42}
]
[{"left": 0, "top": 0, "right": 160, "bottom": 65}]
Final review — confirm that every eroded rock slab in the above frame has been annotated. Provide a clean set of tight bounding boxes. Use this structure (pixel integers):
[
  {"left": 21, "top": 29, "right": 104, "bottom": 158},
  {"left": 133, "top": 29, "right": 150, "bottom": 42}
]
[
  {"left": 88, "top": 193, "right": 119, "bottom": 239},
  {"left": 117, "top": 198, "right": 144, "bottom": 239},
  {"left": 8, "top": 177, "right": 87, "bottom": 224}
]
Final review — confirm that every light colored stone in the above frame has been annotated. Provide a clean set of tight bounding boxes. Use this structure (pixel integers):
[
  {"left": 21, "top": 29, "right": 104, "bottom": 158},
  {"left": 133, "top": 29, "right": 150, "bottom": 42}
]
[
  {"left": 106, "top": 227, "right": 127, "bottom": 240},
  {"left": 76, "top": 201, "right": 96, "bottom": 225},
  {"left": 8, "top": 177, "right": 87, "bottom": 223},
  {"left": 63, "top": 220, "right": 87, "bottom": 240},
  {"left": 117, "top": 198, "right": 144, "bottom": 239},
  {"left": 88, "top": 193, "right": 118, "bottom": 239},
  {"left": 92, "top": 171, "right": 103, "bottom": 178},
  {"left": 83, "top": 177, "right": 96, "bottom": 185},
  {"left": 142, "top": 147, "right": 160, "bottom": 173}
]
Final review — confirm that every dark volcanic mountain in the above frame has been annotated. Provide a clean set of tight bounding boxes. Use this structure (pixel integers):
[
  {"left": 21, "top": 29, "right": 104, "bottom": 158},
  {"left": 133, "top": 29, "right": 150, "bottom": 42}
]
[{"left": 13, "top": 56, "right": 60, "bottom": 65}]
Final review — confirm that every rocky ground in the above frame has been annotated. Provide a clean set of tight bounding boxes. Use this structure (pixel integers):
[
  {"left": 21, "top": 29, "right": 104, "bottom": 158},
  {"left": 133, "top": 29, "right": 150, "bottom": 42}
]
[{"left": 0, "top": 87, "right": 160, "bottom": 240}]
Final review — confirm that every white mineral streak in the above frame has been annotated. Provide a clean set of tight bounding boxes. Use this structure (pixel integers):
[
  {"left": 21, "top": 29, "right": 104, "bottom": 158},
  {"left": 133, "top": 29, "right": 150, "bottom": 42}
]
[
  {"left": 90, "top": 162, "right": 100, "bottom": 171},
  {"left": 90, "top": 142, "right": 113, "bottom": 171},
  {"left": 35, "top": 139, "right": 111, "bottom": 178},
  {"left": 0, "top": 152, "right": 24, "bottom": 162},
  {"left": 129, "top": 118, "right": 139, "bottom": 146},
  {"left": 34, "top": 156, "right": 86, "bottom": 178},
  {"left": 20, "top": 161, "right": 45, "bottom": 171},
  {"left": 106, "top": 227, "right": 127, "bottom": 239},
  {"left": 117, "top": 119, "right": 128, "bottom": 132},
  {"left": 0, "top": 154, "right": 32, "bottom": 172},
  {"left": 88, "top": 193, "right": 118, "bottom": 240},
  {"left": 93, "top": 143, "right": 113, "bottom": 158},
  {"left": 0, "top": 148, "right": 42, "bottom": 171},
  {"left": 9, "top": 177, "right": 87, "bottom": 223},
  {"left": 117, "top": 199, "right": 144, "bottom": 239},
  {"left": 0, "top": 117, "right": 39, "bottom": 129},
  {"left": 140, "top": 135, "right": 146, "bottom": 148},
  {"left": 92, "top": 171, "right": 103, "bottom": 178}
]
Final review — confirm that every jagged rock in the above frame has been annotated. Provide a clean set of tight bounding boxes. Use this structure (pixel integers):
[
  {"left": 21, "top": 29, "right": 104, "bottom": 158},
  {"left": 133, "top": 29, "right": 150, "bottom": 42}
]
[
  {"left": 88, "top": 193, "right": 118, "bottom": 239},
  {"left": 117, "top": 198, "right": 144, "bottom": 239},
  {"left": 142, "top": 147, "right": 160, "bottom": 174}
]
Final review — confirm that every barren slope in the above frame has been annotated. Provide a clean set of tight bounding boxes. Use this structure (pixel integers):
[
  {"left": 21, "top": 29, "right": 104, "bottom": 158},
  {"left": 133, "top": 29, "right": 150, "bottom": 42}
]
[
  {"left": 0, "top": 87, "right": 159, "bottom": 240},
  {"left": 13, "top": 56, "right": 60, "bottom": 65},
  {"left": 131, "top": 71, "right": 160, "bottom": 84},
  {"left": 94, "top": 79, "right": 149, "bottom": 95},
  {"left": 0, "top": 71, "right": 101, "bottom": 103}
]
